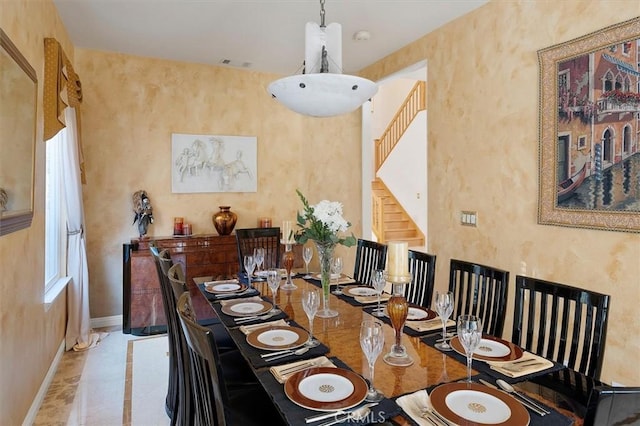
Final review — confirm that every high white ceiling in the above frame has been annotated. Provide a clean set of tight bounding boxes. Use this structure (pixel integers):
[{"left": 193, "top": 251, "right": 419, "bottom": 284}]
[{"left": 53, "top": 0, "right": 487, "bottom": 76}]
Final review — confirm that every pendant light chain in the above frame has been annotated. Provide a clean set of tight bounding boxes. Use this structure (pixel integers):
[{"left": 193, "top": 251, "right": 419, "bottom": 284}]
[{"left": 319, "top": 0, "right": 326, "bottom": 28}]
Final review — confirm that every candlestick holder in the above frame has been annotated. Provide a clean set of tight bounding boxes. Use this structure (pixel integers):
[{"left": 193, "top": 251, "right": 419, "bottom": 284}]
[
  {"left": 281, "top": 241, "right": 297, "bottom": 290},
  {"left": 383, "top": 273, "right": 414, "bottom": 367}
]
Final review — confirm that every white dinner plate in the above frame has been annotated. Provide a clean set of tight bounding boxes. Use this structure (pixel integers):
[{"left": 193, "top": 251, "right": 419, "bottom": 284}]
[
  {"left": 284, "top": 367, "right": 368, "bottom": 412},
  {"left": 314, "top": 273, "right": 340, "bottom": 280},
  {"left": 204, "top": 282, "right": 244, "bottom": 294},
  {"left": 446, "top": 389, "right": 511, "bottom": 424},
  {"left": 384, "top": 305, "right": 434, "bottom": 321},
  {"left": 255, "top": 269, "right": 287, "bottom": 278},
  {"left": 298, "top": 373, "right": 355, "bottom": 402},
  {"left": 430, "top": 382, "right": 529, "bottom": 426},
  {"left": 220, "top": 300, "right": 272, "bottom": 317},
  {"left": 246, "top": 326, "right": 308, "bottom": 350},
  {"left": 345, "top": 286, "right": 378, "bottom": 297},
  {"left": 474, "top": 338, "right": 511, "bottom": 358}
]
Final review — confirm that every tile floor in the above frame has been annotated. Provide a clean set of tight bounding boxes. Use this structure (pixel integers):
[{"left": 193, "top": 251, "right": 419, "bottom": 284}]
[{"left": 33, "top": 327, "right": 171, "bottom": 426}]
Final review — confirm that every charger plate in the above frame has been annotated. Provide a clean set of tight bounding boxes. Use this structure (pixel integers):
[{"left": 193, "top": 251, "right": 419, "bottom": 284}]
[
  {"left": 204, "top": 281, "right": 247, "bottom": 294},
  {"left": 383, "top": 304, "right": 436, "bottom": 321},
  {"left": 451, "top": 335, "right": 524, "bottom": 362},
  {"left": 344, "top": 286, "right": 378, "bottom": 297},
  {"left": 284, "top": 367, "right": 367, "bottom": 412},
  {"left": 430, "top": 382, "right": 529, "bottom": 426},
  {"left": 246, "top": 326, "right": 308, "bottom": 351},
  {"left": 220, "top": 300, "right": 272, "bottom": 317}
]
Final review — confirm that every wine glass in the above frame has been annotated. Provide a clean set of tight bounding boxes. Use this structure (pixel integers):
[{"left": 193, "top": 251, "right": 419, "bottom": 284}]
[
  {"left": 371, "top": 269, "right": 386, "bottom": 317},
  {"left": 457, "top": 314, "right": 483, "bottom": 383},
  {"left": 434, "top": 291, "right": 454, "bottom": 351},
  {"left": 360, "top": 319, "right": 385, "bottom": 402},
  {"left": 330, "top": 256, "right": 343, "bottom": 295},
  {"left": 253, "top": 247, "right": 265, "bottom": 275},
  {"left": 244, "top": 255, "right": 255, "bottom": 288},
  {"left": 266, "top": 269, "right": 281, "bottom": 314},
  {"left": 302, "top": 287, "right": 320, "bottom": 347},
  {"left": 302, "top": 246, "right": 313, "bottom": 278}
]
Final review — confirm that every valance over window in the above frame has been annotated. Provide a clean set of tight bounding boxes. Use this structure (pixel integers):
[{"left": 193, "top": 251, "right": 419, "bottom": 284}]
[{"left": 43, "top": 38, "right": 85, "bottom": 183}]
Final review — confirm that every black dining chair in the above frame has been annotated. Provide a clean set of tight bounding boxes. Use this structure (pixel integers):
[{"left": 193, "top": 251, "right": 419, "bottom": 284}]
[
  {"left": 353, "top": 239, "right": 388, "bottom": 285},
  {"left": 448, "top": 259, "right": 510, "bottom": 337},
  {"left": 235, "top": 227, "right": 281, "bottom": 274},
  {"left": 176, "top": 292, "right": 285, "bottom": 426},
  {"left": 512, "top": 275, "right": 610, "bottom": 380},
  {"left": 149, "top": 247, "right": 183, "bottom": 424},
  {"left": 405, "top": 250, "right": 436, "bottom": 308},
  {"left": 583, "top": 385, "right": 640, "bottom": 426},
  {"left": 166, "top": 263, "right": 236, "bottom": 354}
]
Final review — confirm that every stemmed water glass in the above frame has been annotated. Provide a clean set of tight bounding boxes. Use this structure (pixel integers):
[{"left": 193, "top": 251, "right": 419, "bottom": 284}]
[
  {"left": 457, "top": 314, "right": 483, "bottom": 383},
  {"left": 266, "top": 268, "right": 281, "bottom": 314},
  {"left": 330, "top": 256, "right": 343, "bottom": 295},
  {"left": 360, "top": 319, "right": 385, "bottom": 402},
  {"left": 302, "top": 246, "right": 313, "bottom": 279},
  {"left": 253, "top": 247, "right": 265, "bottom": 275},
  {"left": 434, "top": 291, "right": 454, "bottom": 351},
  {"left": 371, "top": 269, "right": 386, "bottom": 317},
  {"left": 301, "top": 287, "right": 320, "bottom": 347},
  {"left": 244, "top": 255, "right": 255, "bottom": 288}
]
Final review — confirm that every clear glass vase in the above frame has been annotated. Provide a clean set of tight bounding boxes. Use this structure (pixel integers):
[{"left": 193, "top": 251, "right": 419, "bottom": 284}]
[{"left": 314, "top": 241, "right": 338, "bottom": 318}]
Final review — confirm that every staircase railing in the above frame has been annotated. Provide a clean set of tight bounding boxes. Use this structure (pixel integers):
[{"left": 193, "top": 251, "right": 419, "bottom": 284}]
[{"left": 374, "top": 81, "right": 426, "bottom": 171}]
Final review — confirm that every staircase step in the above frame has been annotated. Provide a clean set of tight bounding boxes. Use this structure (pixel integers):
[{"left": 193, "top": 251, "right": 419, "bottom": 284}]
[
  {"left": 384, "top": 212, "right": 404, "bottom": 221},
  {"left": 384, "top": 229, "right": 420, "bottom": 239},
  {"left": 384, "top": 219, "right": 409, "bottom": 230}
]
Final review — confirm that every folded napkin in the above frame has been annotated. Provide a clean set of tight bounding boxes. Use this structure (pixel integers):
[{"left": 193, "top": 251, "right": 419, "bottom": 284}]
[
  {"left": 396, "top": 389, "right": 435, "bottom": 426},
  {"left": 354, "top": 293, "right": 392, "bottom": 304},
  {"left": 219, "top": 295, "right": 263, "bottom": 306},
  {"left": 486, "top": 351, "right": 555, "bottom": 378},
  {"left": 269, "top": 356, "right": 335, "bottom": 384},
  {"left": 406, "top": 318, "right": 455, "bottom": 333},
  {"left": 239, "top": 319, "right": 289, "bottom": 335}
]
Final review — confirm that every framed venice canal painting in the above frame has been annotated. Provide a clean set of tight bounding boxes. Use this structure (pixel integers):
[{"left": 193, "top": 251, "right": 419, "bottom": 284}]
[
  {"left": 538, "top": 17, "right": 640, "bottom": 233},
  {"left": 171, "top": 133, "right": 257, "bottom": 193}
]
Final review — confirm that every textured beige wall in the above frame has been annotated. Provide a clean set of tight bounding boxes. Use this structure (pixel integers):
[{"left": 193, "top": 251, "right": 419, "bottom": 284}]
[
  {"left": 0, "top": 0, "right": 71, "bottom": 423},
  {"left": 75, "top": 50, "right": 362, "bottom": 319},
  {"left": 361, "top": 1, "right": 640, "bottom": 386}
]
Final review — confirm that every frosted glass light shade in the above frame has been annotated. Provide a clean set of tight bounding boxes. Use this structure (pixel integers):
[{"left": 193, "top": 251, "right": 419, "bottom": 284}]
[{"left": 268, "top": 73, "right": 377, "bottom": 117}]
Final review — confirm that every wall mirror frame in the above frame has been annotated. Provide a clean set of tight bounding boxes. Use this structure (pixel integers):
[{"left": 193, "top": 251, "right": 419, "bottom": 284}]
[
  {"left": 537, "top": 17, "right": 640, "bottom": 233},
  {"left": 0, "top": 28, "right": 37, "bottom": 236}
]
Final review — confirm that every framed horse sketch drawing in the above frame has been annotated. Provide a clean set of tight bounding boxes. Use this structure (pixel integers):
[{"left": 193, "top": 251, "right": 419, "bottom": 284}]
[
  {"left": 171, "top": 133, "right": 257, "bottom": 193},
  {"left": 538, "top": 17, "right": 640, "bottom": 233}
]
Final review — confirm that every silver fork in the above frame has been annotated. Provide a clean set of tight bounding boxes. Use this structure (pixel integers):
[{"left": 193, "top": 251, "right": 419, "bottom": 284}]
[{"left": 234, "top": 312, "right": 276, "bottom": 323}]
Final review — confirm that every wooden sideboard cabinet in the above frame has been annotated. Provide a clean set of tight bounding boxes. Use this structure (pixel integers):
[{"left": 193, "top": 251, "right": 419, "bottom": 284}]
[{"left": 123, "top": 234, "right": 238, "bottom": 335}]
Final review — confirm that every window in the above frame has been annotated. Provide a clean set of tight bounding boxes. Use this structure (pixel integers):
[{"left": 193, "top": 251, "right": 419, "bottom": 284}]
[
  {"left": 577, "top": 135, "right": 587, "bottom": 150},
  {"left": 45, "top": 129, "right": 67, "bottom": 293}
]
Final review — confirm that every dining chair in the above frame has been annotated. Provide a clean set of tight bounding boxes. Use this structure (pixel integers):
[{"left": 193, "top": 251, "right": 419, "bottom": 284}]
[
  {"left": 583, "top": 385, "right": 640, "bottom": 426},
  {"left": 353, "top": 238, "right": 388, "bottom": 285},
  {"left": 235, "top": 227, "right": 281, "bottom": 274},
  {"left": 166, "top": 263, "right": 236, "bottom": 354},
  {"left": 448, "top": 259, "right": 510, "bottom": 337},
  {"left": 512, "top": 275, "right": 610, "bottom": 380},
  {"left": 404, "top": 250, "right": 437, "bottom": 308},
  {"left": 176, "top": 292, "right": 285, "bottom": 425},
  {"left": 149, "top": 246, "right": 182, "bottom": 424}
]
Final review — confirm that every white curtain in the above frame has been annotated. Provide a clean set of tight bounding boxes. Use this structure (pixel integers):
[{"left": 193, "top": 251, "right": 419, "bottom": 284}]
[{"left": 61, "top": 107, "right": 105, "bottom": 351}]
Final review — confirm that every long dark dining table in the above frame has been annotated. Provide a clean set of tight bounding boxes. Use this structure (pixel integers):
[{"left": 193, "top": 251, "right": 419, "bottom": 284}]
[{"left": 193, "top": 274, "right": 592, "bottom": 425}]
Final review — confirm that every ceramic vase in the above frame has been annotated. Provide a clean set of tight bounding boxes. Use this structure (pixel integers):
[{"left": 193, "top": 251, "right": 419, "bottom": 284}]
[{"left": 212, "top": 206, "right": 237, "bottom": 235}]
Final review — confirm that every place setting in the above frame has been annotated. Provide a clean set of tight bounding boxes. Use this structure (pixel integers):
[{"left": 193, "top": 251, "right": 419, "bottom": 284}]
[
  {"left": 251, "top": 319, "right": 401, "bottom": 426},
  {"left": 212, "top": 295, "right": 287, "bottom": 328},
  {"left": 197, "top": 277, "right": 260, "bottom": 301}
]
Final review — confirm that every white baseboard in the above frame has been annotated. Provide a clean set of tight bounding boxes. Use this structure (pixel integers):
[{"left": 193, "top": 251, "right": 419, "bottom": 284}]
[
  {"left": 91, "top": 315, "right": 122, "bottom": 329},
  {"left": 22, "top": 340, "right": 65, "bottom": 426}
]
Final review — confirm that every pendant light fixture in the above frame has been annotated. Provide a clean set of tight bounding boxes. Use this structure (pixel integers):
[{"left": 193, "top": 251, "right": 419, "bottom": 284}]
[{"left": 267, "top": 0, "right": 378, "bottom": 117}]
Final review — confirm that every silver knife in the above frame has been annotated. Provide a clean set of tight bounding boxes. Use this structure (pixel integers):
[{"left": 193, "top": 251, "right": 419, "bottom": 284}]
[
  {"left": 304, "top": 402, "right": 378, "bottom": 423},
  {"left": 480, "top": 379, "right": 547, "bottom": 416}
]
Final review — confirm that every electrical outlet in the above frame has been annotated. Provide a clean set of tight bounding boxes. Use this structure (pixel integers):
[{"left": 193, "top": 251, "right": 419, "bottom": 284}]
[{"left": 461, "top": 211, "right": 477, "bottom": 227}]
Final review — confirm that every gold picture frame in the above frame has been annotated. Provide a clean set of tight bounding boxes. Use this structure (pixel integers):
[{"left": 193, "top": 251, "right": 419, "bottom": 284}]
[{"left": 538, "top": 17, "right": 640, "bottom": 233}]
